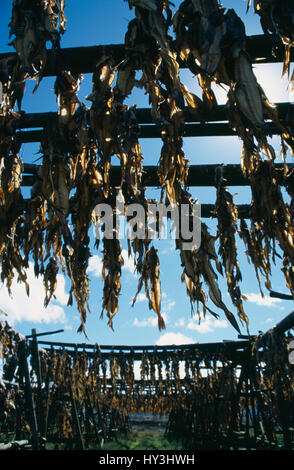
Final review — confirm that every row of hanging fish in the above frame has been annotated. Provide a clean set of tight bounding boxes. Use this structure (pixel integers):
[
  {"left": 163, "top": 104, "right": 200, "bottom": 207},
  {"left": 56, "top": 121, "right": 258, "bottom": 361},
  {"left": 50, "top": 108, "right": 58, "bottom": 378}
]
[
  {"left": 173, "top": 0, "right": 294, "bottom": 307},
  {"left": 20, "top": 343, "right": 244, "bottom": 420},
  {"left": 1, "top": 0, "right": 294, "bottom": 335},
  {"left": 0, "top": 318, "right": 294, "bottom": 445},
  {"left": 2, "top": 336, "right": 293, "bottom": 445}
]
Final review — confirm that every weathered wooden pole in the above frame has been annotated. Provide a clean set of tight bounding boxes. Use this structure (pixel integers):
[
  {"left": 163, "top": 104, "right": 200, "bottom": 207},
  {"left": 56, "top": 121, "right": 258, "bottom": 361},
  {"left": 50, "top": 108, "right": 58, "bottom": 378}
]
[
  {"left": 68, "top": 376, "right": 85, "bottom": 450},
  {"left": 85, "top": 386, "right": 102, "bottom": 448},
  {"left": 18, "top": 340, "right": 40, "bottom": 450},
  {"left": 31, "top": 328, "right": 45, "bottom": 437}
]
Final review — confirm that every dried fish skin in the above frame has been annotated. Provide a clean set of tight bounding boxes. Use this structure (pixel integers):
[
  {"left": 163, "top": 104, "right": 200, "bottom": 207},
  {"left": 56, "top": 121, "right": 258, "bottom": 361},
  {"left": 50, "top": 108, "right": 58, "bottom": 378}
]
[
  {"left": 133, "top": 246, "right": 165, "bottom": 331},
  {"left": 8, "top": 0, "right": 67, "bottom": 94},
  {"left": 176, "top": 193, "right": 241, "bottom": 333},
  {"left": 54, "top": 71, "right": 82, "bottom": 127},
  {"left": 214, "top": 165, "right": 248, "bottom": 329},
  {"left": 101, "top": 236, "right": 124, "bottom": 331},
  {"left": 172, "top": 0, "right": 226, "bottom": 107}
]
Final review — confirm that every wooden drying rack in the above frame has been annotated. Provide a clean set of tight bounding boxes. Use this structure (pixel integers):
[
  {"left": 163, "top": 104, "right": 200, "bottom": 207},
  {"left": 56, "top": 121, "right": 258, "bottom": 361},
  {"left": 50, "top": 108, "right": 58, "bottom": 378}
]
[{"left": 1, "top": 34, "right": 293, "bottom": 219}]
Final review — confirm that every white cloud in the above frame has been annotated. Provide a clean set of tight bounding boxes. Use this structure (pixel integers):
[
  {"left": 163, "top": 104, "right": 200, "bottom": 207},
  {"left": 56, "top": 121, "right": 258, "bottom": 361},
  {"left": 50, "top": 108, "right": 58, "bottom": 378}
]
[
  {"left": 133, "top": 313, "right": 168, "bottom": 328},
  {"left": 163, "top": 300, "right": 176, "bottom": 312},
  {"left": 156, "top": 332, "right": 195, "bottom": 346},
  {"left": 244, "top": 292, "right": 283, "bottom": 308},
  {"left": 87, "top": 255, "right": 103, "bottom": 277},
  {"left": 265, "top": 317, "right": 274, "bottom": 324},
  {"left": 87, "top": 250, "right": 137, "bottom": 278},
  {"left": 187, "top": 316, "right": 228, "bottom": 334},
  {"left": 175, "top": 317, "right": 185, "bottom": 327},
  {"left": 134, "top": 292, "right": 147, "bottom": 303},
  {"left": 0, "top": 262, "right": 68, "bottom": 326},
  {"left": 54, "top": 274, "right": 69, "bottom": 306},
  {"left": 122, "top": 249, "right": 137, "bottom": 276}
]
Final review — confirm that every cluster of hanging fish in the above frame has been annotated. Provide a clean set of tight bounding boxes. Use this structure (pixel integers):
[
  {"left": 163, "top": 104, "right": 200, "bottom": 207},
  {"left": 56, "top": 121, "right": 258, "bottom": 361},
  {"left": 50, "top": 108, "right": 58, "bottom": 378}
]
[
  {"left": 173, "top": 0, "right": 294, "bottom": 328},
  {"left": 26, "top": 344, "right": 239, "bottom": 421},
  {"left": 1, "top": 321, "right": 294, "bottom": 445},
  {"left": 0, "top": 2, "right": 67, "bottom": 322},
  {"left": 0, "top": 318, "right": 25, "bottom": 360},
  {"left": 0, "top": 329, "right": 239, "bottom": 442},
  {"left": 166, "top": 365, "right": 237, "bottom": 444},
  {"left": 0, "top": 0, "right": 294, "bottom": 336}
]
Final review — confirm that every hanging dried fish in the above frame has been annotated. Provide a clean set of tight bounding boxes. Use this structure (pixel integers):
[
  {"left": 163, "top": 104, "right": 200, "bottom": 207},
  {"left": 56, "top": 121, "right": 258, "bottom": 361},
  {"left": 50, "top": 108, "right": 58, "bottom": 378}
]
[
  {"left": 214, "top": 165, "right": 248, "bottom": 329},
  {"left": 238, "top": 217, "right": 272, "bottom": 296},
  {"left": 101, "top": 236, "right": 124, "bottom": 331},
  {"left": 22, "top": 193, "right": 47, "bottom": 277},
  {"left": 0, "top": 107, "right": 27, "bottom": 300},
  {"left": 87, "top": 56, "right": 118, "bottom": 198},
  {"left": 8, "top": 0, "right": 66, "bottom": 97},
  {"left": 177, "top": 192, "right": 241, "bottom": 333},
  {"left": 133, "top": 246, "right": 165, "bottom": 331},
  {"left": 247, "top": 159, "right": 294, "bottom": 297},
  {"left": 54, "top": 71, "right": 82, "bottom": 127},
  {"left": 123, "top": 1, "right": 194, "bottom": 207},
  {"left": 173, "top": 0, "right": 222, "bottom": 108},
  {"left": 0, "top": 56, "right": 24, "bottom": 113}
]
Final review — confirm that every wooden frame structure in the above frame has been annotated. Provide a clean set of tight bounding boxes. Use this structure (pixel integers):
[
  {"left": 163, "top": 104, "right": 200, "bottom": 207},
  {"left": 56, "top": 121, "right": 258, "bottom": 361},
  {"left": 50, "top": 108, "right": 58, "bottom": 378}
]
[
  {"left": 1, "top": 4, "right": 294, "bottom": 452},
  {"left": 1, "top": 34, "right": 293, "bottom": 216},
  {"left": 1, "top": 310, "right": 294, "bottom": 450}
]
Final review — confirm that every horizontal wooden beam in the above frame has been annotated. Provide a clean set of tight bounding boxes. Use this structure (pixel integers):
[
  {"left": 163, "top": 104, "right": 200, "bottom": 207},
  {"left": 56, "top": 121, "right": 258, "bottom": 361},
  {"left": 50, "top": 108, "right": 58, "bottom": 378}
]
[
  {"left": 20, "top": 162, "right": 290, "bottom": 218},
  {"left": 15, "top": 103, "right": 293, "bottom": 129},
  {"left": 37, "top": 338, "right": 251, "bottom": 356},
  {"left": 21, "top": 163, "right": 290, "bottom": 189},
  {"left": 254, "top": 311, "right": 294, "bottom": 349},
  {"left": 0, "top": 35, "right": 290, "bottom": 77},
  {"left": 19, "top": 198, "right": 249, "bottom": 219},
  {"left": 17, "top": 121, "right": 283, "bottom": 143},
  {"left": 270, "top": 290, "right": 293, "bottom": 301}
]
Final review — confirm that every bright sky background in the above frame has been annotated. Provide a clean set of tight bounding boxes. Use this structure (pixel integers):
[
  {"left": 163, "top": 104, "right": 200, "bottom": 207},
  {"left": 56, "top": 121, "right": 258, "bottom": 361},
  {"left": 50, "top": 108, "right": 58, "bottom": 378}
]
[{"left": 0, "top": 0, "right": 293, "bottom": 347}]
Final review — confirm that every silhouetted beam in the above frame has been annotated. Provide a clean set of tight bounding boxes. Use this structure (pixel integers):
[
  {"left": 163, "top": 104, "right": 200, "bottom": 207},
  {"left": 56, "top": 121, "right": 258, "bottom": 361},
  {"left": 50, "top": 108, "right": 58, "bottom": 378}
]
[
  {"left": 270, "top": 290, "right": 293, "bottom": 300},
  {"left": 0, "top": 35, "right": 290, "bottom": 77},
  {"left": 22, "top": 163, "right": 291, "bottom": 188},
  {"left": 15, "top": 102, "right": 294, "bottom": 129},
  {"left": 16, "top": 112, "right": 57, "bottom": 129},
  {"left": 37, "top": 338, "right": 251, "bottom": 353},
  {"left": 16, "top": 108, "right": 226, "bottom": 128},
  {"left": 17, "top": 122, "right": 283, "bottom": 142},
  {"left": 255, "top": 311, "right": 294, "bottom": 348}
]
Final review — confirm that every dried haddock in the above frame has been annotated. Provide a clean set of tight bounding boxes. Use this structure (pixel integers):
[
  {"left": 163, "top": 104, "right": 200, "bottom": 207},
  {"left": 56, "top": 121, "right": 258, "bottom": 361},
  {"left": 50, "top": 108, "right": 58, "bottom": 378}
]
[
  {"left": 177, "top": 193, "right": 241, "bottom": 334},
  {"left": 214, "top": 165, "right": 248, "bottom": 330},
  {"left": 8, "top": 0, "right": 66, "bottom": 100},
  {"left": 121, "top": 1, "right": 200, "bottom": 206}
]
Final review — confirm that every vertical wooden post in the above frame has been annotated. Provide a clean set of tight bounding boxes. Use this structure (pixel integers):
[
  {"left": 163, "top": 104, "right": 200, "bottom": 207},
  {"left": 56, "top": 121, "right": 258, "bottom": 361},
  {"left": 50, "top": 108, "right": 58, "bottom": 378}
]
[
  {"left": 43, "top": 355, "right": 53, "bottom": 439},
  {"left": 86, "top": 386, "right": 102, "bottom": 448},
  {"left": 276, "top": 372, "right": 291, "bottom": 449},
  {"left": 68, "top": 376, "right": 85, "bottom": 450},
  {"left": 31, "top": 328, "right": 45, "bottom": 437},
  {"left": 229, "top": 362, "right": 246, "bottom": 437},
  {"left": 18, "top": 340, "right": 39, "bottom": 450}
]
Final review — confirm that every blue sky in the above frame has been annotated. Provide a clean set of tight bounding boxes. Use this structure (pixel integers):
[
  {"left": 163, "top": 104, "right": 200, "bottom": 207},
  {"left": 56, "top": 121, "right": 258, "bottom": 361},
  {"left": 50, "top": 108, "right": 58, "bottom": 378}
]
[{"left": 0, "top": 0, "right": 293, "bottom": 347}]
